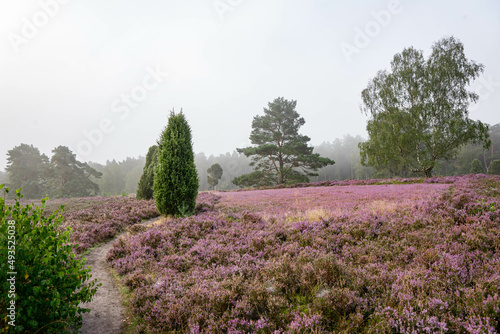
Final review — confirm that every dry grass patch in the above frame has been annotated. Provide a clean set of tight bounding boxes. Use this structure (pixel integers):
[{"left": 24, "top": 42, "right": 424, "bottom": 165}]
[{"left": 284, "top": 207, "right": 333, "bottom": 223}]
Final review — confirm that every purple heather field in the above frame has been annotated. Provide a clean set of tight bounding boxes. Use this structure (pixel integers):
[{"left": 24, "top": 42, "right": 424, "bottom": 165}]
[
  {"left": 60, "top": 175, "right": 499, "bottom": 333},
  {"left": 44, "top": 196, "right": 160, "bottom": 253}
]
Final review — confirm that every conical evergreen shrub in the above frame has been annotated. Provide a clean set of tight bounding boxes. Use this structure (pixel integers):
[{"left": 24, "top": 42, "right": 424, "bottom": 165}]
[
  {"left": 470, "top": 158, "right": 484, "bottom": 174},
  {"left": 488, "top": 160, "right": 500, "bottom": 175},
  {"left": 154, "top": 110, "right": 199, "bottom": 216},
  {"left": 136, "top": 145, "right": 158, "bottom": 200}
]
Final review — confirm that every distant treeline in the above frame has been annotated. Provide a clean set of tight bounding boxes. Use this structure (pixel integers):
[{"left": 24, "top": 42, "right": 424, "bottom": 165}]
[
  {"left": 2, "top": 145, "right": 102, "bottom": 199},
  {"left": 89, "top": 158, "right": 145, "bottom": 196},
  {"left": 1, "top": 123, "right": 498, "bottom": 198},
  {"left": 315, "top": 123, "right": 500, "bottom": 180}
]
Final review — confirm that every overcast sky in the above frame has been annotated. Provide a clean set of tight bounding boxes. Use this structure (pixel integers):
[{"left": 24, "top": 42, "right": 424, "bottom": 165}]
[{"left": 1, "top": 0, "right": 499, "bottom": 170}]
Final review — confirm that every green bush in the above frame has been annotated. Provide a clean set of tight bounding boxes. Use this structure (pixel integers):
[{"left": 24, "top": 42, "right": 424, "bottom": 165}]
[
  {"left": 488, "top": 160, "right": 500, "bottom": 175},
  {"left": 154, "top": 111, "right": 199, "bottom": 216},
  {"left": 470, "top": 158, "right": 484, "bottom": 174},
  {"left": 136, "top": 145, "right": 158, "bottom": 200},
  {"left": 0, "top": 185, "right": 98, "bottom": 333}
]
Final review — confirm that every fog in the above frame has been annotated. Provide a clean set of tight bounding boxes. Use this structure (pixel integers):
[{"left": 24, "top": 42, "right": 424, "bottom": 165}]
[{"left": 1, "top": 0, "right": 499, "bottom": 171}]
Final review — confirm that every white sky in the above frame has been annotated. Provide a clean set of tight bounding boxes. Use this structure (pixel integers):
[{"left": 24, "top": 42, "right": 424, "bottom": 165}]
[{"left": 1, "top": 0, "right": 499, "bottom": 170}]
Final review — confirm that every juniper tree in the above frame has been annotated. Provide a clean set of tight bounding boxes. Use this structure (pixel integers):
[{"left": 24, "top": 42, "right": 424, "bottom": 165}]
[
  {"left": 136, "top": 145, "right": 158, "bottom": 200},
  {"left": 488, "top": 160, "right": 500, "bottom": 175},
  {"left": 470, "top": 159, "right": 484, "bottom": 174},
  {"left": 154, "top": 110, "right": 199, "bottom": 216}
]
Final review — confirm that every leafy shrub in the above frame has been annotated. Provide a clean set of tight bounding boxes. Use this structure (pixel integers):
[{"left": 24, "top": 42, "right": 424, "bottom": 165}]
[{"left": 0, "top": 186, "right": 99, "bottom": 333}]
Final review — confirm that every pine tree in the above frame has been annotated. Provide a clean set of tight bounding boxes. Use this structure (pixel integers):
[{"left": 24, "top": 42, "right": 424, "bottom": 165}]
[
  {"left": 136, "top": 145, "right": 158, "bottom": 200},
  {"left": 154, "top": 110, "right": 199, "bottom": 216},
  {"left": 48, "top": 146, "right": 102, "bottom": 198},
  {"left": 470, "top": 159, "right": 484, "bottom": 174},
  {"left": 235, "top": 97, "right": 334, "bottom": 187},
  {"left": 5, "top": 144, "right": 50, "bottom": 198}
]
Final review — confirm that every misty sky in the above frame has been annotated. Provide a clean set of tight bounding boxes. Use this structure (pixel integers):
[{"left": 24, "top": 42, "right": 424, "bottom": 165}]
[{"left": 1, "top": 0, "right": 499, "bottom": 170}]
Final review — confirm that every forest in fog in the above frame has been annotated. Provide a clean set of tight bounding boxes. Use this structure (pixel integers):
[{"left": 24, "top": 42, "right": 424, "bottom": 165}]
[{"left": 1, "top": 123, "right": 498, "bottom": 198}]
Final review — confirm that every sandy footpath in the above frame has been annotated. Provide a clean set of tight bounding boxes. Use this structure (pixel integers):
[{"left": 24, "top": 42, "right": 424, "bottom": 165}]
[{"left": 80, "top": 217, "right": 162, "bottom": 334}]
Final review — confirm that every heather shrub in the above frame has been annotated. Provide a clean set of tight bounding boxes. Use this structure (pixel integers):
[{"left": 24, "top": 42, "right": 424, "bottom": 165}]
[
  {"left": 194, "top": 192, "right": 221, "bottom": 214},
  {"left": 0, "top": 186, "right": 98, "bottom": 333},
  {"left": 106, "top": 175, "right": 500, "bottom": 333},
  {"left": 61, "top": 196, "right": 159, "bottom": 253}
]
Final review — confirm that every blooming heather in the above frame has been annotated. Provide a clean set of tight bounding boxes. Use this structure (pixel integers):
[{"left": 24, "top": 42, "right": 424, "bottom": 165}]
[
  {"left": 99, "top": 175, "right": 500, "bottom": 333},
  {"left": 49, "top": 196, "right": 160, "bottom": 253}
]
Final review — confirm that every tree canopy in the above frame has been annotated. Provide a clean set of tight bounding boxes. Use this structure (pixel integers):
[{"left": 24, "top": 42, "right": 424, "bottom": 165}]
[
  {"left": 5, "top": 144, "right": 102, "bottom": 198},
  {"left": 359, "top": 36, "right": 490, "bottom": 177},
  {"left": 207, "top": 163, "right": 223, "bottom": 190},
  {"left": 235, "top": 97, "right": 334, "bottom": 187},
  {"left": 6, "top": 144, "right": 49, "bottom": 198},
  {"left": 47, "top": 146, "right": 102, "bottom": 198}
]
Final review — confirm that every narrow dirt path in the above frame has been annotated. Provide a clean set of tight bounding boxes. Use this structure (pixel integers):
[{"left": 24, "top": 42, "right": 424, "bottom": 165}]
[{"left": 80, "top": 217, "right": 162, "bottom": 334}]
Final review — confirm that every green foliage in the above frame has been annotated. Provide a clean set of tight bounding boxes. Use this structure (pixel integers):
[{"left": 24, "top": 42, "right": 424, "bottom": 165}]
[
  {"left": 0, "top": 186, "right": 99, "bottom": 333},
  {"left": 470, "top": 159, "right": 484, "bottom": 174},
  {"left": 232, "top": 171, "right": 276, "bottom": 188},
  {"left": 360, "top": 36, "right": 490, "bottom": 177},
  {"left": 47, "top": 146, "right": 102, "bottom": 198},
  {"left": 6, "top": 144, "right": 50, "bottom": 199},
  {"left": 236, "top": 97, "right": 335, "bottom": 187},
  {"left": 136, "top": 146, "right": 158, "bottom": 200},
  {"left": 206, "top": 163, "right": 223, "bottom": 190},
  {"left": 6, "top": 144, "right": 102, "bottom": 199},
  {"left": 488, "top": 160, "right": 500, "bottom": 175},
  {"left": 472, "top": 198, "right": 497, "bottom": 215},
  {"left": 154, "top": 111, "right": 199, "bottom": 216}
]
